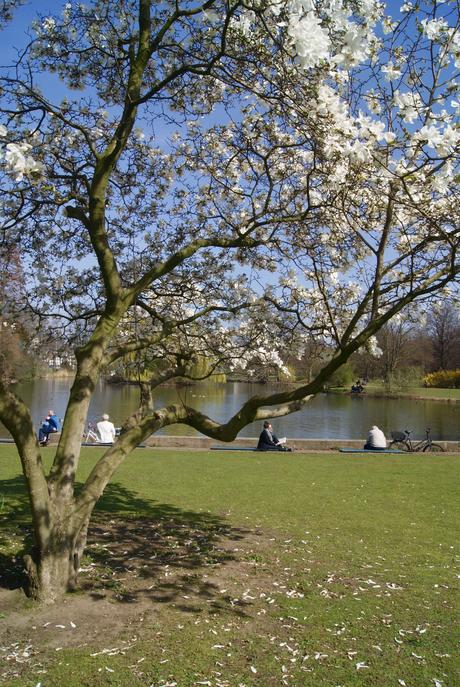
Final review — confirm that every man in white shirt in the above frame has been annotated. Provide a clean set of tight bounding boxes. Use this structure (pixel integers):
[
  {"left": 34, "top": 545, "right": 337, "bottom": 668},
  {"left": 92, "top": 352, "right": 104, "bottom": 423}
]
[
  {"left": 96, "top": 414, "right": 116, "bottom": 443},
  {"left": 364, "top": 425, "right": 387, "bottom": 450}
]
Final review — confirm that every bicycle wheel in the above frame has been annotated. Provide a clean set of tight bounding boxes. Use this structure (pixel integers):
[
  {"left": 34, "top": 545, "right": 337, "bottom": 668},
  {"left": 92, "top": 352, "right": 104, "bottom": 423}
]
[
  {"left": 423, "top": 443, "right": 445, "bottom": 453},
  {"left": 389, "top": 440, "right": 410, "bottom": 452}
]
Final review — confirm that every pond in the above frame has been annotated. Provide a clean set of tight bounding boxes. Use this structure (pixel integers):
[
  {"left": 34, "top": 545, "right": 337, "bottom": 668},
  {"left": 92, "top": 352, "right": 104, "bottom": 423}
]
[{"left": 2, "top": 379, "right": 458, "bottom": 441}]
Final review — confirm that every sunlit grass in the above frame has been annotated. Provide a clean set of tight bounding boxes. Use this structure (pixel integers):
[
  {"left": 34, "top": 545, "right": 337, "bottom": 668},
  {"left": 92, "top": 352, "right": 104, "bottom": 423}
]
[
  {"left": 330, "top": 383, "right": 460, "bottom": 401},
  {"left": 1, "top": 446, "right": 458, "bottom": 686},
  {"left": 401, "top": 386, "right": 460, "bottom": 400},
  {"left": 367, "top": 384, "right": 460, "bottom": 400}
]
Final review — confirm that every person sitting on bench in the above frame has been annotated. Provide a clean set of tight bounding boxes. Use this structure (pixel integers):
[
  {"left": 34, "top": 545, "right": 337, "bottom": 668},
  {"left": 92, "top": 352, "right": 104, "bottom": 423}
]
[
  {"left": 38, "top": 409, "right": 59, "bottom": 446},
  {"left": 96, "top": 413, "right": 116, "bottom": 444},
  {"left": 364, "top": 425, "right": 387, "bottom": 451},
  {"left": 257, "top": 421, "right": 291, "bottom": 451}
]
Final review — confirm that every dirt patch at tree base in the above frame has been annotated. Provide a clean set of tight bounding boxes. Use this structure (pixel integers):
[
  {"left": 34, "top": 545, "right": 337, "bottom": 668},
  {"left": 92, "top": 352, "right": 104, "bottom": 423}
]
[{"left": 0, "top": 513, "right": 275, "bottom": 683}]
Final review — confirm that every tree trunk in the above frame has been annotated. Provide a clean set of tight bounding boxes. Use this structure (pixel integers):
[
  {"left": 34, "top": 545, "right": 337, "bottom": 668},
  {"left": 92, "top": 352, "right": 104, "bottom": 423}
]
[
  {"left": 24, "top": 548, "right": 75, "bottom": 603},
  {"left": 23, "top": 510, "right": 89, "bottom": 603}
]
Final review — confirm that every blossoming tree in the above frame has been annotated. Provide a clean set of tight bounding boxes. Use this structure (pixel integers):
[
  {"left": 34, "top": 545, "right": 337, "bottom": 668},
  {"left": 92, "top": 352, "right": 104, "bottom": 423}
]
[{"left": 0, "top": 0, "right": 459, "bottom": 602}]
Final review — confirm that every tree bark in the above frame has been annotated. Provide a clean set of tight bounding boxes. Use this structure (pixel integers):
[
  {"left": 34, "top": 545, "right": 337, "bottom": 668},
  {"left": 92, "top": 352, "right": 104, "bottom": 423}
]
[
  {"left": 25, "top": 550, "right": 73, "bottom": 603},
  {"left": 22, "top": 500, "right": 91, "bottom": 603}
]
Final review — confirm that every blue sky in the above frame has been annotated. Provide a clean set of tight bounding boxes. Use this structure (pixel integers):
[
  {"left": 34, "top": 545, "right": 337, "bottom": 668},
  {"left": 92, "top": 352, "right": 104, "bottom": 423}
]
[{"left": 3, "top": 0, "right": 422, "bottom": 63}]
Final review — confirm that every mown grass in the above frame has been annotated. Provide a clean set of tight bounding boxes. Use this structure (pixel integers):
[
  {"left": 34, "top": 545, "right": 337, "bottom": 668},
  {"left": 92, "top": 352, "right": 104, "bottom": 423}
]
[
  {"left": 338, "top": 383, "right": 460, "bottom": 401},
  {"left": 0, "top": 445, "right": 459, "bottom": 686},
  {"left": 366, "top": 384, "right": 460, "bottom": 401}
]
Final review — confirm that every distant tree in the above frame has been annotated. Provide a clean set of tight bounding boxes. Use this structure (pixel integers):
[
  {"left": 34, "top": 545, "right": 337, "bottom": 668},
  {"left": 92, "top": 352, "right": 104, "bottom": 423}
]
[
  {"left": 0, "top": 246, "right": 32, "bottom": 381},
  {"left": 378, "top": 317, "right": 414, "bottom": 384},
  {"left": 282, "top": 339, "right": 330, "bottom": 383},
  {"left": 0, "top": 0, "right": 459, "bottom": 603},
  {"left": 327, "top": 362, "right": 355, "bottom": 389},
  {"left": 0, "top": 245, "right": 24, "bottom": 316},
  {"left": 0, "top": 324, "right": 24, "bottom": 383},
  {"left": 427, "top": 302, "right": 460, "bottom": 371}
]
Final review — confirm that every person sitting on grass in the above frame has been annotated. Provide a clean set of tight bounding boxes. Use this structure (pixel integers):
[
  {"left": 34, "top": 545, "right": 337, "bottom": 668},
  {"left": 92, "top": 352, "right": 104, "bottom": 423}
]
[
  {"left": 257, "top": 421, "right": 292, "bottom": 452},
  {"left": 364, "top": 425, "right": 387, "bottom": 451}
]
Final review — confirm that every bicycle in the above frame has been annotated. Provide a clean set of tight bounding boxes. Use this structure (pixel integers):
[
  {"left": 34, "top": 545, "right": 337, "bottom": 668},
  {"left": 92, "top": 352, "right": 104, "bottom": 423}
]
[
  {"left": 83, "top": 421, "right": 121, "bottom": 443},
  {"left": 389, "top": 428, "right": 444, "bottom": 453},
  {"left": 84, "top": 421, "right": 99, "bottom": 443}
]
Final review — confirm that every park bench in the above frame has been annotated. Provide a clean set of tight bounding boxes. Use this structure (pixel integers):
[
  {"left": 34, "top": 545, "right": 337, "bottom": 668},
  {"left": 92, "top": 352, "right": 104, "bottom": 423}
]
[
  {"left": 211, "top": 446, "right": 259, "bottom": 451},
  {"left": 339, "top": 448, "right": 404, "bottom": 454}
]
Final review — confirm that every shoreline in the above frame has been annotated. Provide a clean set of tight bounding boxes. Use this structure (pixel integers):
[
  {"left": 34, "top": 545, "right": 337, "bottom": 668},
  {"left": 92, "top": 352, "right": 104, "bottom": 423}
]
[
  {"left": 325, "top": 388, "right": 460, "bottom": 403},
  {"left": 2, "top": 434, "right": 457, "bottom": 452}
]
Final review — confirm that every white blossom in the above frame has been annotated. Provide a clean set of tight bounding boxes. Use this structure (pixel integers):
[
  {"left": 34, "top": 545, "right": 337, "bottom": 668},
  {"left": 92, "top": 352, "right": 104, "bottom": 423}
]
[
  {"left": 421, "top": 18, "right": 448, "bottom": 40},
  {"left": 1, "top": 142, "right": 43, "bottom": 181},
  {"left": 366, "top": 336, "right": 383, "bottom": 358},
  {"left": 288, "top": 12, "right": 331, "bottom": 69},
  {"left": 393, "top": 91, "right": 423, "bottom": 123},
  {"left": 381, "top": 62, "right": 401, "bottom": 81},
  {"left": 333, "top": 24, "right": 371, "bottom": 67}
]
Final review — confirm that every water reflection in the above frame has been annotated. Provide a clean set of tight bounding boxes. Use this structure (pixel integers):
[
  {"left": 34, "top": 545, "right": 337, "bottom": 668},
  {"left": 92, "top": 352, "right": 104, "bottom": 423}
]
[{"left": 3, "top": 379, "right": 459, "bottom": 441}]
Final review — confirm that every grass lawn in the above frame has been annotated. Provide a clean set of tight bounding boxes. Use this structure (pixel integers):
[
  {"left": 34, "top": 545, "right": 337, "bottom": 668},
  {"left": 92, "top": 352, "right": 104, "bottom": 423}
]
[
  {"left": 354, "top": 384, "right": 460, "bottom": 401},
  {"left": 396, "top": 387, "right": 460, "bottom": 400},
  {"left": 0, "top": 445, "right": 459, "bottom": 686}
]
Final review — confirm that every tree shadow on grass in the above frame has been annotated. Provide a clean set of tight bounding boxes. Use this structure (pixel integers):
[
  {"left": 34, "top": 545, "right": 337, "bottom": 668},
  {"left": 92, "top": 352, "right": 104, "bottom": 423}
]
[
  {"left": 0, "top": 476, "right": 256, "bottom": 616},
  {"left": 0, "top": 475, "right": 33, "bottom": 591},
  {"left": 84, "top": 481, "right": 253, "bottom": 615}
]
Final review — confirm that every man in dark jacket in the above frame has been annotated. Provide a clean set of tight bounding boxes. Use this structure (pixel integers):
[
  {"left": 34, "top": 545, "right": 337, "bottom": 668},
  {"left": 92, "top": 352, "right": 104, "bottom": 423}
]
[{"left": 257, "top": 421, "right": 291, "bottom": 451}]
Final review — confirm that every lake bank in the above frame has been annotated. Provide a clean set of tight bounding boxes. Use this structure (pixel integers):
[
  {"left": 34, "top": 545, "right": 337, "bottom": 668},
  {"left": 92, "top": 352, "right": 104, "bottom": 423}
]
[
  {"left": 328, "top": 385, "right": 460, "bottom": 403},
  {"left": 22, "top": 432, "right": 460, "bottom": 453}
]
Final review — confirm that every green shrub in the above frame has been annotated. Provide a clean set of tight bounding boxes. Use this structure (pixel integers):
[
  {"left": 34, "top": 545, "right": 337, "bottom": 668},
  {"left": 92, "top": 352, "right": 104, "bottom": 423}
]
[
  {"left": 424, "top": 369, "right": 460, "bottom": 388},
  {"left": 387, "top": 366, "right": 424, "bottom": 390},
  {"left": 327, "top": 362, "right": 355, "bottom": 388}
]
